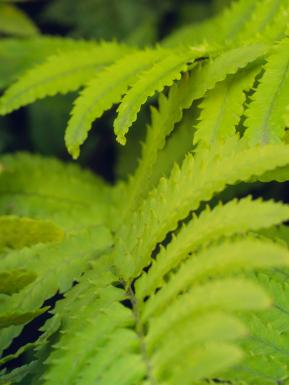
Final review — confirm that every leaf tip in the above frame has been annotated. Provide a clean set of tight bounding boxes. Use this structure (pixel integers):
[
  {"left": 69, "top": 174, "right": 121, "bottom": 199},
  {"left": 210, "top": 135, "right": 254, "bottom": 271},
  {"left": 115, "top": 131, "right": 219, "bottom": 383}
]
[
  {"left": 116, "top": 134, "right": 126, "bottom": 146},
  {"left": 67, "top": 145, "right": 80, "bottom": 160}
]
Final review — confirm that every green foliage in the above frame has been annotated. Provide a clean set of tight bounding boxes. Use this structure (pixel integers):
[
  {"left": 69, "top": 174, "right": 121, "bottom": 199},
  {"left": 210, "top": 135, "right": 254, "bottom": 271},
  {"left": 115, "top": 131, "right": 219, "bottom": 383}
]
[
  {"left": 65, "top": 48, "right": 166, "bottom": 158},
  {"left": 244, "top": 38, "right": 289, "bottom": 144},
  {"left": 42, "top": 0, "right": 160, "bottom": 43},
  {"left": 0, "top": 4, "right": 38, "bottom": 37},
  {"left": 0, "top": 216, "right": 64, "bottom": 250},
  {"left": 0, "top": 152, "right": 112, "bottom": 231},
  {"left": 0, "top": 42, "right": 132, "bottom": 116},
  {"left": 0, "top": 37, "right": 99, "bottom": 89},
  {"left": 0, "top": 1, "right": 289, "bottom": 384}
]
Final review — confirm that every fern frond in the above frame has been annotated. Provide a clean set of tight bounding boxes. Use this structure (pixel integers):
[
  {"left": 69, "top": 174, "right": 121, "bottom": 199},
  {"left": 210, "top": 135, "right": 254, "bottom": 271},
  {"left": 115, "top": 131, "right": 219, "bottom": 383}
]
[
  {"left": 118, "top": 44, "right": 268, "bottom": 216},
  {"left": 136, "top": 197, "right": 289, "bottom": 299},
  {"left": 0, "top": 43, "right": 132, "bottom": 115},
  {"left": 0, "top": 37, "right": 101, "bottom": 88},
  {"left": 75, "top": 329, "right": 141, "bottom": 385},
  {"left": 1, "top": 3, "right": 289, "bottom": 382},
  {"left": 151, "top": 312, "right": 246, "bottom": 376},
  {"left": 146, "top": 278, "right": 271, "bottom": 347},
  {"left": 1, "top": 265, "right": 117, "bottom": 374},
  {"left": 39, "top": 280, "right": 142, "bottom": 385},
  {"left": 66, "top": 43, "right": 266, "bottom": 158},
  {"left": 16, "top": 219, "right": 289, "bottom": 385},
  {"left": 148, "top": 108, "right": 196, "bottom": 185},
  {"left": 32, "top": 272, "right": 270, "bottom": 385},
  {"left": 121, "top": 74, "right": 197, "bottom": 217},
  {"left": 113, "top": 43, "right": 267, "bottom": 145},
  {"left": 143, "top": 277, "right": 271, "bottom": 384},
  {"left": 114, "top": 139, "right": 289, "bottom": 279},
  {"left": 0, "top": 225, "right": 112, "bottom": 355},
  {"left": 37, "top": 248, "right": 289, "bottom": 385},
  {"left": 65, "top": 48, "right": 167, "bottom": 159},
  {"left": 244, "top": 38, "right": 289, "bottom": 144},
  {"left": 141, "top": 238, "right": 289, "bottom": 321},
  {"left": 194, "top": 63, "right": 260, "bottom": 146},
  {"left": 113, "top": 50, "right": 199, "bottom": 145},
  {"left": 176, "top": 43, "right": 268, "bottom": 119}
]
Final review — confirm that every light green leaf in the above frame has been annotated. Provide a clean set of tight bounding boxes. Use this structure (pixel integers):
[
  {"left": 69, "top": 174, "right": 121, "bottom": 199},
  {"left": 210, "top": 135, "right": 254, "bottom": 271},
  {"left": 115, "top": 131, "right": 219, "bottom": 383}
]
[
  {"left": 244, "top": 38, "right": 289, "bottom": 144},
  {"left": 65, "top": 48, "right": 166, "bottom": 159}
]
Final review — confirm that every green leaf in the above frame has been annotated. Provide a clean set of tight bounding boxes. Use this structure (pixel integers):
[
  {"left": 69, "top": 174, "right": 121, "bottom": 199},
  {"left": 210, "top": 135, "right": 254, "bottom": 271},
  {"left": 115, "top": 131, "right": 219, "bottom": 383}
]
[
  {"left": 244, "top": 38, "right": 289, "bottom": 144},
  {"left": 0, "top": 42, "right": 131, "bottom": 115},
  {"left": 121, "top": 74, "right": 198, "bottom": 217},
  {"left": 0, "top": 270, "right": 36, "bottom": 295},
  {"left": 136, "top": 197, "right": 289, "bottom": 299},
  {"left": 65, "top": 48, "right": 166, "bottom": 159},
  {"left": 194, "top": 63, "right": 261, "bottom": 146},
  {"left": 40, "top": 284, "right": 140, "bottom": 385},
  {"left": 0, "top": 153, "right": 111, "bottom": 231},
  {"left": 115, "top": 139, "right": 289, "bottom": 279},
  {"left": 141, "top": 238, "right": 289, "bottom": 321},
  {"left": 114, "top": 50, "right": 197, "bottom": 144},
  {"left": 0, "top": 37, "right": 100, "bottom": 89},
  {"left": 0, "top": 225, "right": 112, "bottom": 354},
  {"left": 146, "top": 278, "right": 271, "bottom": 346},
  {"left": 0, "top": 307, "right": 48, "bottom": 329},
  {"left": 165, "top": 343, "right": 242, "bottom": 385},
  {"left": 0, "top": 216, "right": 64, "bottom": 250}
]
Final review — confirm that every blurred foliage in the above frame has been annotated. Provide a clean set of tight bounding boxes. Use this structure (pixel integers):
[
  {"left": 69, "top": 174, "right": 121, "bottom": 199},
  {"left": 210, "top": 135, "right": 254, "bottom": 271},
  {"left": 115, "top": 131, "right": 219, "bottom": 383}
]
[
  {"left": 0, "top": 3, "right": 38, "bottom": 37},
  {"left": 42, "top": 0, "right": 161, "bottom": 45},
  {"left": 0, "top": 0, "right": 232, "bottom": 180},
  {"left": 41, "top": 0, "right": 224, "bottom": 43}
]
